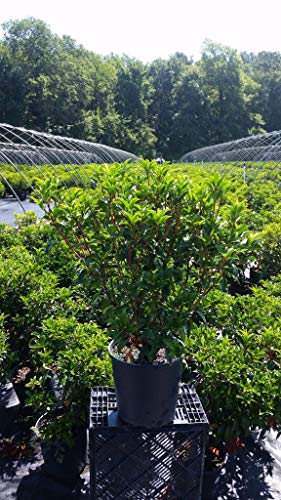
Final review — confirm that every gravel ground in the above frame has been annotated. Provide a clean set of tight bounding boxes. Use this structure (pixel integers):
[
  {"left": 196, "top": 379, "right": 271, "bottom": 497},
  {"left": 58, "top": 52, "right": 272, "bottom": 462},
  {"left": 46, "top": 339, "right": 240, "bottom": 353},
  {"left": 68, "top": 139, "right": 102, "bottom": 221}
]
[
  {"left": 0, "top": 199, "right": 44, "bottom": 227},
  {"left": 1, "top": 428, "right": 281, "bottom": 499},
  {"left": 202, "top": 430, "right": 281, "bottom": 499},
  {"left": 0, "top": 448, "right": 90, "bottom": 500}
]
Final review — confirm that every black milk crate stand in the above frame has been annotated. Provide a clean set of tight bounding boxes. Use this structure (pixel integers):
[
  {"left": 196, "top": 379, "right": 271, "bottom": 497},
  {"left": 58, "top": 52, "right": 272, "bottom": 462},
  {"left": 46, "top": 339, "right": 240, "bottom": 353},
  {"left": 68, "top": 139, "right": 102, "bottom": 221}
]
[{"left": 89, "top": 384, "right": 209, "bottom": 499}]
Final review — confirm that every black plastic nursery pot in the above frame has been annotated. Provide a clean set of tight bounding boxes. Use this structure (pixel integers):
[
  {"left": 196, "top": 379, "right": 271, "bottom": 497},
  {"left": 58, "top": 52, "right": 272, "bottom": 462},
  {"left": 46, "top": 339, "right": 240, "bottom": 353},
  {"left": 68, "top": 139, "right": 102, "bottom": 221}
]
[
  {"left": 0, "top": 380, "right": 20, "bottom": 436},
  {"left": 35, "top": 416, "right": 87, "bottom": 487},
  {"left": 108, "top": 340, "right": 182, "bottom": 428}
]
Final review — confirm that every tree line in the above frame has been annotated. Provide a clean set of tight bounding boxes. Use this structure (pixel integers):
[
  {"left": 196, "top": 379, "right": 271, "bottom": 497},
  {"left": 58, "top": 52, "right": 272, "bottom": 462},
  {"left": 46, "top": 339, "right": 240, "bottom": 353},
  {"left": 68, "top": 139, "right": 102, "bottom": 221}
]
[{"left": 1, "top": 18, "right": 281, "bottom": 159}]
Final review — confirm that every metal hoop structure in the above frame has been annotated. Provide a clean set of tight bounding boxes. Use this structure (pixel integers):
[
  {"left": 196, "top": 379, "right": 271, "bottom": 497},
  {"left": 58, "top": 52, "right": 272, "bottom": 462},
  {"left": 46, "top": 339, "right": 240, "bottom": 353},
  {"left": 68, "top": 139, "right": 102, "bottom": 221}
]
[
  {"left": 0, "top": 123, "right": 137, "bottom": 220},
  {"left": 180, "top": 130, "right": 281, "bottom": 163}
]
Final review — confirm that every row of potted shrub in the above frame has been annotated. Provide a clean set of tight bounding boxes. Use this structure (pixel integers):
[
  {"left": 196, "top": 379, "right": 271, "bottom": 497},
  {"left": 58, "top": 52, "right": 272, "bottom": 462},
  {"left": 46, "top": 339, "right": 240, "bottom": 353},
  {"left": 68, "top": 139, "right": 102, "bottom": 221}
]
[
  {"left": 0, "top": 215, "right": 112, "bottom": 482},
  {"left": 2, "top": 159, "right": 281, "bottom": 213},
  {"left": 0, "top": 163, "right": 98, "bottom": 200}
]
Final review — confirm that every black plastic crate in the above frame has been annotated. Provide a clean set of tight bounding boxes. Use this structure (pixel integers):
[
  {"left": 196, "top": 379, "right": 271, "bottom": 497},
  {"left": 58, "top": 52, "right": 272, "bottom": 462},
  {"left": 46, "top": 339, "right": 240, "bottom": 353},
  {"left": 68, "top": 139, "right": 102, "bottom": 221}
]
[{"left": 89, "top": 384, "right": 209, "bottom": 499}]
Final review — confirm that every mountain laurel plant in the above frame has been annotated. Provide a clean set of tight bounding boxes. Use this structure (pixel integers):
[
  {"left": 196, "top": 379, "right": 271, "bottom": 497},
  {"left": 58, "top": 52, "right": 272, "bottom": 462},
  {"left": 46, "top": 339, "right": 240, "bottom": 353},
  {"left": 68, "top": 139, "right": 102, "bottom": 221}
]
[
  {"left": 35, "top": 160, "right": 255, "bottom": 363},
  {"left": 27, "top": 318, "right": 113, "bottom": 443},
  {"left": 187, "top": 279, "right": 281, "bottom": 443},
  {"left": 0, "top": 314, "right": 12, "bottom": 381}
]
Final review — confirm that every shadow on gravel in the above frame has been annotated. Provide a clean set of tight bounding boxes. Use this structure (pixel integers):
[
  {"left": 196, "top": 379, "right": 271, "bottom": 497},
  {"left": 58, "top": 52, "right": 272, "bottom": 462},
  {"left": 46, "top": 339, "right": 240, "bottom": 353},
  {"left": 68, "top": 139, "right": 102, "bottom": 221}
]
[
  {"left": 16, "top": 467, "right": 90, "bottom": 500},
  {"left": 0, "top": 449, "right": 42, "bottom": 500},
  {"left": 0, "top": 436, "right": 276, "bottom": 500},
  {"left": 202, "top": 436, "right": 275, "bottom": 500}
]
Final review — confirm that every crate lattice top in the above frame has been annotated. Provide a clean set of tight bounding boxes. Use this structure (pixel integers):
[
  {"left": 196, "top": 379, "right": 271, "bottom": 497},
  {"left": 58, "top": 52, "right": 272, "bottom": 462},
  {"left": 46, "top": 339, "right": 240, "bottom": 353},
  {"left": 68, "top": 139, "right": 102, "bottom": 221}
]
[{"left": 90, "top": 384, "right": 209, "bottom": 430}]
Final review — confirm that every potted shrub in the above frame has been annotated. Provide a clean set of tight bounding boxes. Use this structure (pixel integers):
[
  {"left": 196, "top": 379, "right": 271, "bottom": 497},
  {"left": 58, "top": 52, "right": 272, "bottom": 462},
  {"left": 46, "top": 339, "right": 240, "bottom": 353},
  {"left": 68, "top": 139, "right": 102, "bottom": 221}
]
[
  {"left": 0, "top": 314, "right": 21, "bottom": 435},
  {"left": 191, "top": 280, "right": 281, "bottom": 445},
  {"left": 0, "top": 179, "right": 5, "bottom": 198},
  {"left": 1, "top": 171, "right": 29, "bottom": 200},
  {"left": 27, "top": 318, "right": 113, "bottom": 484},
  {"left": 34, "top": 160, "right": 254, "bottom": 427}
]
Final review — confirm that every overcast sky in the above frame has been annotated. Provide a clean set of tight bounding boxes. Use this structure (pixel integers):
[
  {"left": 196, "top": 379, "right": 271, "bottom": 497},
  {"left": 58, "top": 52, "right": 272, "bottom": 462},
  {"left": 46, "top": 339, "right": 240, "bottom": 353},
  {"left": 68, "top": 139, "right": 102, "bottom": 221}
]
[{"left": 0, "top": 0, "right": 280, "bottom": 62}]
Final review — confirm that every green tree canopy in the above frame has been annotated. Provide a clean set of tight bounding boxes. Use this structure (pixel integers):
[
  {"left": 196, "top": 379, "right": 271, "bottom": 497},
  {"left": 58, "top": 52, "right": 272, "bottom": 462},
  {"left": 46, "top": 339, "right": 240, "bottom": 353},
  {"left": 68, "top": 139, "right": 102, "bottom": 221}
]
[{"left": 1, "top": 19, "right": 280, "bottom": 159}]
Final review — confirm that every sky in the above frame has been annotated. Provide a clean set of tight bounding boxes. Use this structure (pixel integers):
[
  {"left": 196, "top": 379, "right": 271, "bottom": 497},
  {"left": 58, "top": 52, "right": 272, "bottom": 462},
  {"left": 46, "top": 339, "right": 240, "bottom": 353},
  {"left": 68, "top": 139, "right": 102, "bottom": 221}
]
[{"left": 0, "top": 0, "right": 281, "bottom": 62}]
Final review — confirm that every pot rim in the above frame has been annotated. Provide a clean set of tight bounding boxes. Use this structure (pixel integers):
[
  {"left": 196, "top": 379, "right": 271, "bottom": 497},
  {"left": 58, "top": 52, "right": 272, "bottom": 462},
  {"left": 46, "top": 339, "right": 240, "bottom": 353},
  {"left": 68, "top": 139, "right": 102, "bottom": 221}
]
[
  {"left": 34, "top": 407, "right": 65, "bottom": 439},
  {"left": 34, "top": 412, "right": 48, "bottom": 439},
  {"left": 108, "top": 339, "right": 182, "bottom": 367},
  {"left": 34, "top": 412, "right": 87, "bottom": 445}
]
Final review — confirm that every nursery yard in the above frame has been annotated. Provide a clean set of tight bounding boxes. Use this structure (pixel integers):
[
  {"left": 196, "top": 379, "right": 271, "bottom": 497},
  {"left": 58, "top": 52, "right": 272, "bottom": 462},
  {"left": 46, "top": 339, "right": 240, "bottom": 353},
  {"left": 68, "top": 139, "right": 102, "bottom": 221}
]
[{"left": 1, "top": 159, "right": 281, "bottom": 498}]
